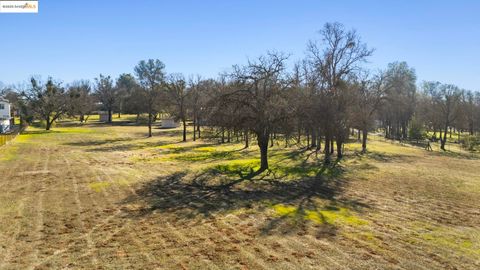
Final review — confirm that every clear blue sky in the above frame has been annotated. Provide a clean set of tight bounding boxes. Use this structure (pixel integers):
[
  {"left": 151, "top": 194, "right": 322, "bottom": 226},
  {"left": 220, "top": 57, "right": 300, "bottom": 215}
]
[{"left": 1, "top": 0, "right": 479, "bottom": 90}]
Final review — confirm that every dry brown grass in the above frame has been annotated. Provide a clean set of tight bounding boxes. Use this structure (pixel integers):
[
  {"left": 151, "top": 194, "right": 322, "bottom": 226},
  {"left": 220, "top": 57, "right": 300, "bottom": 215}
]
[{"left": 0, "top": 119, "right": 479, "bottom": 269}]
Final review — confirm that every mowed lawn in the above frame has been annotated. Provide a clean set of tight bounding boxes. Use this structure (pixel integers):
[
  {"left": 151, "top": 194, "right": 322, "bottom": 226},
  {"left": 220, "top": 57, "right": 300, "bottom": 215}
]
[{"left": 0, "top": 119, "right": 479, "bottom": 270}]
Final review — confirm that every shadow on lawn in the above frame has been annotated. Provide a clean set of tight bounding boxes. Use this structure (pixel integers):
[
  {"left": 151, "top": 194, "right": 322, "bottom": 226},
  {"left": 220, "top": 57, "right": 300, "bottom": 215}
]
[
  {"left": 64, "top": 137, "right": 136, "bottom": 147},
  {"left": 352, "top": 150, "right": 416, "bottom": 163},
  {"left": 63, "top": 131, "right": 189, "bottom": 152},
  {"left": 433, "top": 149, "right": 480, "bottom": 160},
  {"left": 121, "top": 161, "right": 369, "bottom": 237},
  {"left": 22, "top": 130, "right": 62, "bottom": 135},
  {"left": 87, "top": 120, "right": 146, "bottom": 127},
  {"left": 65, "top": 134, "right": 244, "bottom": 156}
]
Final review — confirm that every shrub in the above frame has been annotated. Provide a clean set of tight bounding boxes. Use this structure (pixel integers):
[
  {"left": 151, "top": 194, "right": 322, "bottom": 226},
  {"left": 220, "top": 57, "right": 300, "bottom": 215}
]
[
  {"left": 459, "top": 135, "right": 480, "bottom": 151},
  {"left": 408, "top": 117, "right": 425, "bottom": 141}
]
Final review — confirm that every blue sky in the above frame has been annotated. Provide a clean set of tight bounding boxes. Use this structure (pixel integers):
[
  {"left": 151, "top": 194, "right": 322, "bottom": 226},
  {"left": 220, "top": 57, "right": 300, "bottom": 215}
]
[{"left": 1, "top": 0, "right": 479, "bottom": 90}]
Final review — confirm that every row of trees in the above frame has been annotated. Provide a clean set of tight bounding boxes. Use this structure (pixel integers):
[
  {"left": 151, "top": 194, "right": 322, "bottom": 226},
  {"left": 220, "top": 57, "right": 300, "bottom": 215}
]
[{"left": 2, "top": 22, "right": 479, "bottom": 172}]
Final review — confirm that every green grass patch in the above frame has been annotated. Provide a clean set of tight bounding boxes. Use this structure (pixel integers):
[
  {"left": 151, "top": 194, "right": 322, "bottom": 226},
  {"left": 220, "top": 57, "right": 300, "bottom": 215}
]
[
  {"left": 57, "top": 127, "right": 95, "bottom": 134},
  {"left": 0, "top": 145, "right": 19, "bottom": 161},
  {"left": 88, "top": 181, "right": 112, "bottom": 192},
  {"left": 195, "top": 146, "right": 217, "bottom": 152},
  {"left": 409, "top": 223, "right": 480, "bottom": 257},
  {"left": 173, "top": 150, "right": 237, "bottom": 162},
  {"left": 210, "top": 159, "right": 261, "bottom": 176},
  {"left": 272, "top": 204, "right": 368, "bottom": 226},
  {"left": 157, "top": 144, "right": 181, "bottom": 150}
]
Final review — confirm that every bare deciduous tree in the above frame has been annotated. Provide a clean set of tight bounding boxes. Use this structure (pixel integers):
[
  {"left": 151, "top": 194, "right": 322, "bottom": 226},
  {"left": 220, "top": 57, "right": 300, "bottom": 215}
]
[
  {"left": 134, "top": 59, "right": 166, "bottom": 137},
  {"left": 67, "top": 80, "right": 95, "bottom": 123},
  {"left": 166, "top": 73, "right": 189, "bottom": 142},
  {"left": 307, "top": 22, "right": 373, "bottom": 163},
  {"left": 217, "top": 52, "right": 291, "bottom": 172},
  {"left": 23, "top": 77, "right": 68, "bottom": 130},
  {"left": 94, "top": 74, "right": 116, "bottom": 123},
  {"left": 353, "top": 71, "right": 389, "bottom": 153},
  {"left": 424, "top": 82, "right": 462, "bottom": 150}
]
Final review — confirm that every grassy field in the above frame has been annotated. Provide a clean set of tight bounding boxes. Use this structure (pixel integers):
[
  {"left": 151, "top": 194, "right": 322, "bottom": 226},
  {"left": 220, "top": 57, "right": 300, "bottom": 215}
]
[{"left": 0, "top": 118, "right": 479, "bottom": 269}]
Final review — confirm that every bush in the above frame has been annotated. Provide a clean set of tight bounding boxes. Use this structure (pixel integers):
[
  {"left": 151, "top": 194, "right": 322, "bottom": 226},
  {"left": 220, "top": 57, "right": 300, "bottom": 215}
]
[
  {"left": 459, "top": 135, "right": 480, "bottom": 151},
  {"left": 408, "top": 117, "right": 425, "bottom": 141}
]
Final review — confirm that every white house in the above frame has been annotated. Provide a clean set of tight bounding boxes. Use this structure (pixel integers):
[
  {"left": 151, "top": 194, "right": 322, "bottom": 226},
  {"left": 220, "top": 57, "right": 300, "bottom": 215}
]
[
  {"left": 161, "top": 118, "right": 179, "bottom": 128},
  {"left": 0, "top": 97, "right": 11, "bottom": 133}
]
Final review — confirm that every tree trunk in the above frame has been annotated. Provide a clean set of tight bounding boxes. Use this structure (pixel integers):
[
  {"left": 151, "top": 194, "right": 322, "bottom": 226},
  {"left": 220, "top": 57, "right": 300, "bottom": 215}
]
[
  {"left": 148, "top": 113, "right": 152, "bottom": 137},
  {"left": 311, "top": 129, "right": 316, "bottom": 148},
  {"left": 316, "top": 131, "right": 321, "bottom": 151},
  {"left": 182, "top": 118, "right": 187, "bottom": 142},
  {"left": 362, "top": 128, "right": 368, "bottom": 153},
  {"left": 257, "top": 133, "right": 269, "bottom": 172},
  {"left": 297, "top": 126, "right": 301, "bottom": 144},
  {"left": 336, "top": 140, "right": 343, "bottom": 159},
  {"left": 193, "top": 119, "right": 196, "bottom": 141},
  {"left": 441, "top": 124, "right": 448, "bottom": 151},
  {"left": 306, "top": 133, "right": 310, "bottom": 148},
  {"left": 221, "top": 128, "right": 225, "bottom": 143},
  {"left": 45, "top": 116, "right": 51, "bottom": 131},
  {"left": 324, "top": 135, "right": 331, "bottom": 164},
  {"left": 108, "top": 109, "right": 112, "bottom": 123},
  {"left": 396, "top": 122, "right": 400, "bottom": 140},
  {"left": 245, "top": 130, "right": 249, "bottom": 148},
  {"left": 197, "top": 122, "right": 201, "bottom": 138}
]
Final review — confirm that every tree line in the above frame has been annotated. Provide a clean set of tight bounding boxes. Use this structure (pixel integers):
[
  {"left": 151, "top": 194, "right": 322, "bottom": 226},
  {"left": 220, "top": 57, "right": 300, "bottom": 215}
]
[{"left": 1, "top": 22, "right": 479, "bottom": 172}]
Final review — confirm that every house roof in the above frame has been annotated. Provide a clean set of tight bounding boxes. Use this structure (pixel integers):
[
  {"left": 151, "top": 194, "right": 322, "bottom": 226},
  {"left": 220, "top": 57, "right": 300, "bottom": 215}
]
[{"left": 0, "top": 97, "right": 9, "bottom": 103}]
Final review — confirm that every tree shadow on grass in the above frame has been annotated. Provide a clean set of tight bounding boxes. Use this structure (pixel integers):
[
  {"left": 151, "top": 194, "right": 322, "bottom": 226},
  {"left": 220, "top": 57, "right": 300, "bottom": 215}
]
[
  {"left": 21, "top": 130, "right": 62, "bottom": 135},
  {"left": 78, "top": 141, "right": 168, "bottom": 152},
  {"left": 66, "top": 137, "right": 243, "bottom": 157},
  {"left": 120, "top": 161, "right": 370, "bottom": 237},
  {"left": 62, "top": 135, "right": 188, "bottom": 151},
  {"left": 87, "top": 120, "right": 147, "bottom": 127},
  {"left": 433, "top": 149, "right": 480, "bottom": 160},
  {"left": 352, "top": 150, "right": 416, "bottom": 163},
  {"left": 64, "top": 137, "right": 137, "bottom": 147}
]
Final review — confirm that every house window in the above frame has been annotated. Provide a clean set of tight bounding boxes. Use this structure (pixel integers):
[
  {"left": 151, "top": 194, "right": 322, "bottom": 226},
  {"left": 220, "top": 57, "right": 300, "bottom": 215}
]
[{"left": 0, "top": 104, "right": 4, "bottom": 110}]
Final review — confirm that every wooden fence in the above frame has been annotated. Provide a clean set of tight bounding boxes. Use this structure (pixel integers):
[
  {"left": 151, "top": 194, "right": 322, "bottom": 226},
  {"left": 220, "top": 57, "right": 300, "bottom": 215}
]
[{"left": 0, "top": 126, "right": 22, "bottom": 147}]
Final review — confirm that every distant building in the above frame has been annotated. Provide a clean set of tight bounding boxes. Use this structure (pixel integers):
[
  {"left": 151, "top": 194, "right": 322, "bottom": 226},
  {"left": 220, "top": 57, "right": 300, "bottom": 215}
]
[
  {"left": 98, "top": 111, "right": 110, "bottom": 122},
  {"left": 0, "top": 97, "right": 12, "bottom": 133},
  {"left": 161, "top": 118, "right": 179, "bottom": 128}
]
